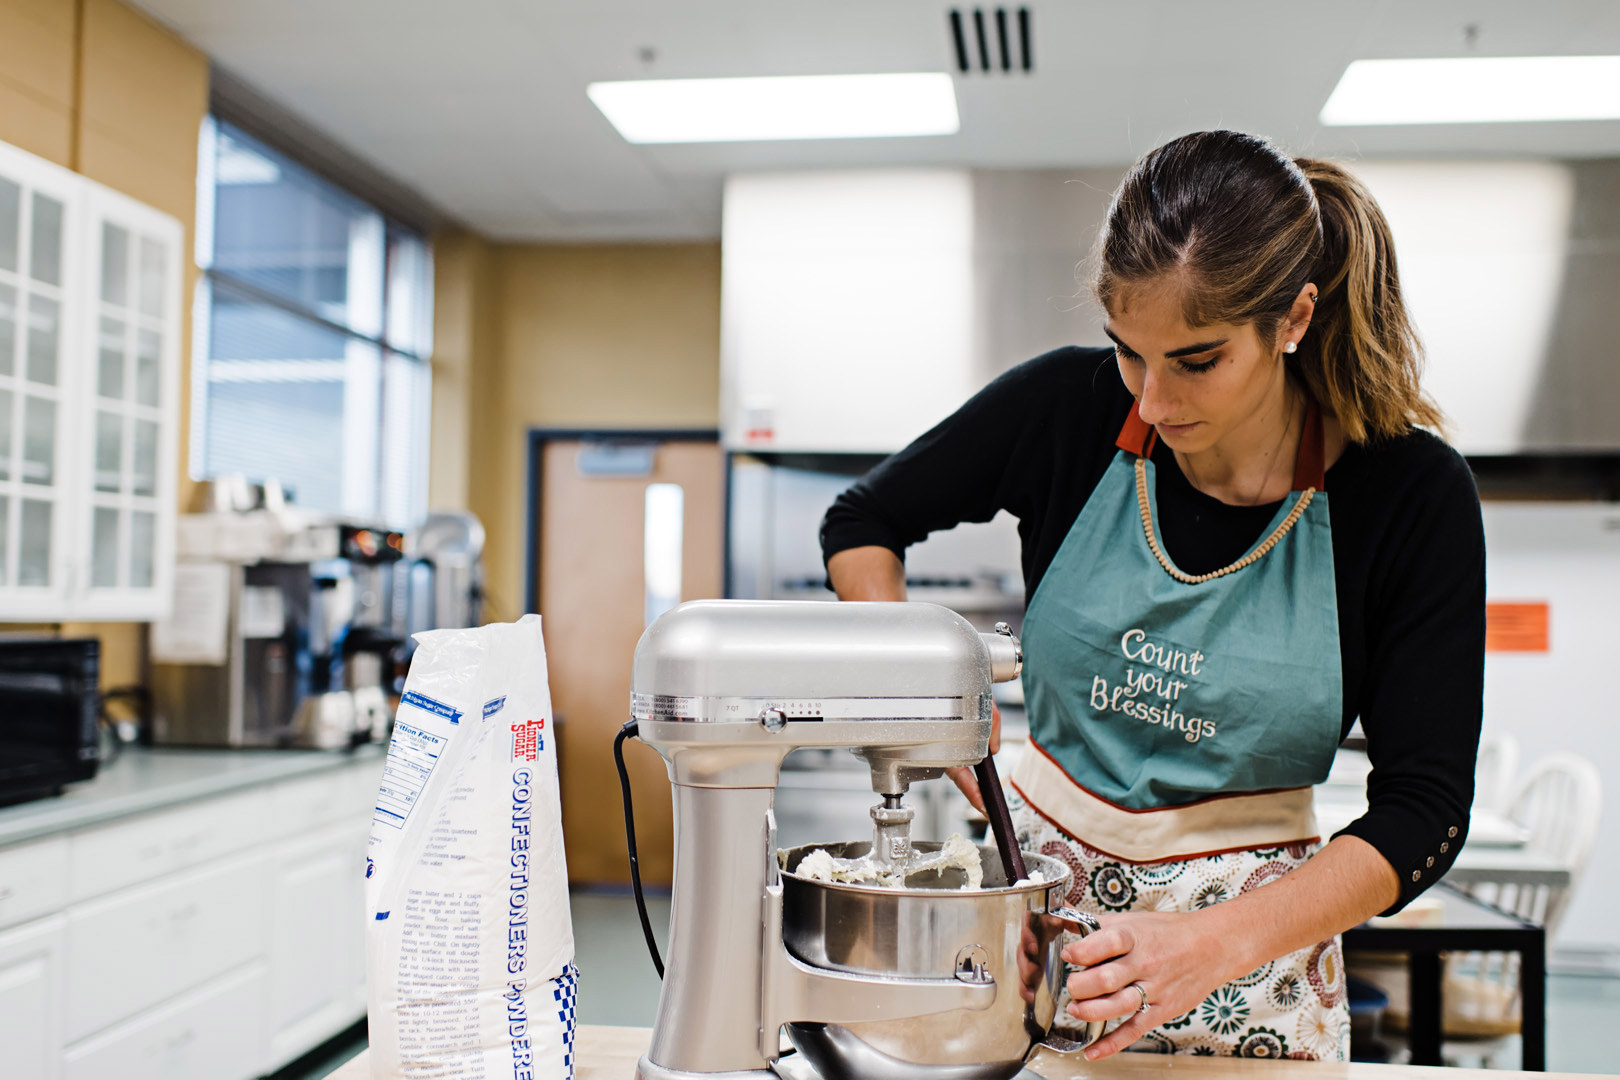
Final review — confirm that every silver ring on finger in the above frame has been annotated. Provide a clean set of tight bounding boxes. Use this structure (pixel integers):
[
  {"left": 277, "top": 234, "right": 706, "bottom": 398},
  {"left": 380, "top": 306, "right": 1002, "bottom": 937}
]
[{"left": 1131, "top": 982, "right": 1150, "bottom": 1014}]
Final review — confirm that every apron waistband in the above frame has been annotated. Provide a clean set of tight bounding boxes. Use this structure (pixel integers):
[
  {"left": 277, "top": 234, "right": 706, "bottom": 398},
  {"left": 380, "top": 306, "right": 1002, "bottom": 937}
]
[{"left": 1010, "top": 738, "right": 1322, "bottom": 863}]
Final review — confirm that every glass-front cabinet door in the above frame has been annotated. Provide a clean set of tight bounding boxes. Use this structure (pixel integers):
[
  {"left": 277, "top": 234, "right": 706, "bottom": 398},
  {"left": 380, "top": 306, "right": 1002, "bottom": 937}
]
[
  {"left": 0, "top": 144, "right": 81, "bottom": 618},
  {"left": 72, "top": 188, "right": 181, "bottom": 618},
  {"left": 0, "top": 139, "right": 180, "bottom": 621}
]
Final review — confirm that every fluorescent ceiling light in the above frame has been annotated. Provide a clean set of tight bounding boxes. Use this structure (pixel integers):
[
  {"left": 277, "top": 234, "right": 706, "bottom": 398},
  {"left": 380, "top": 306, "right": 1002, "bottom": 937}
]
[
  {"left": 587, "top": 73, "right": 959, "bottom": 143},
  {"left": 1321, "top": 56, "right": 1620, "bottom": 125}
]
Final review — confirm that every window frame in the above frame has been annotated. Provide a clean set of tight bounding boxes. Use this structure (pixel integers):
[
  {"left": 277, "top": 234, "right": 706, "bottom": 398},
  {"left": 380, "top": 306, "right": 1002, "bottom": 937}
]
[{"left": 190, "top": 114, "right": 433, "bottom": 528}]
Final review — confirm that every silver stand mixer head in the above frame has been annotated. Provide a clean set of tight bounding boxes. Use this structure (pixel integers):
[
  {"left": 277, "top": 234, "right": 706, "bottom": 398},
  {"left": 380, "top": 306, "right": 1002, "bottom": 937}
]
[{"left": 626, "top": 601, "right": 1098, "bottom": 1080}]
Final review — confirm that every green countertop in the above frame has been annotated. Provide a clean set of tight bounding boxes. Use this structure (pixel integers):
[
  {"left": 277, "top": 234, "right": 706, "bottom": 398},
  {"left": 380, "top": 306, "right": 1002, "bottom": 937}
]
[{"left": 0, "top": 742, "right": 387, "bottom": 849}]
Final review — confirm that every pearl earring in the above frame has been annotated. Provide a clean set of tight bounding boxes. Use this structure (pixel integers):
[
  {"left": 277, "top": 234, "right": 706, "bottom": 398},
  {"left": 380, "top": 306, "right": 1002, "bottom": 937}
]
[{"left": 1284, "top": 341, "right": 1298, "bottom": 354}]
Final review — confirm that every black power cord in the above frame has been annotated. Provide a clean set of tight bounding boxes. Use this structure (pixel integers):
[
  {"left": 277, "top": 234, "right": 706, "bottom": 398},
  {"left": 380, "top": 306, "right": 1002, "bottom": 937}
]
[
  {"left": 610, "top": 720, "right": 800, "bottom": 1061},
  {"left": 614, "top": 720, "right": 665, "bottom": 979}
]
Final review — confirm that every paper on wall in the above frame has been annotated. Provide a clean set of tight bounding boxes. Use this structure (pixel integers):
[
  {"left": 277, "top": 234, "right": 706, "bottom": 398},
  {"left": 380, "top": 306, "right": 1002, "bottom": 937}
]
[{"left": 150, "top": 561, "right": 231, "bottom": 665}]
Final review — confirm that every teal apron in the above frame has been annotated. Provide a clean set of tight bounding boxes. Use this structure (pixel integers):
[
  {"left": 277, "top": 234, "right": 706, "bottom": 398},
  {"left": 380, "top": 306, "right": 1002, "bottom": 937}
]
[{"left": 1008, "top": 399, "right": 1351, "bottom": 1060}]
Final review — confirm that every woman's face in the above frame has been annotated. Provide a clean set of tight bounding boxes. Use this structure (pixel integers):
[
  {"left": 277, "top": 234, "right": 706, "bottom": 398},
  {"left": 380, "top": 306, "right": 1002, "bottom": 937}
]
[{"left": 1105, "top": 279, "right": 1309, "bottom": 457}]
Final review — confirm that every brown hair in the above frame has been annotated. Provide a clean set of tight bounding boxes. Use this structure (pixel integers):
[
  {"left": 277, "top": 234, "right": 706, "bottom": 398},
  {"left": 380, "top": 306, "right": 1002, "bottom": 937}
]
[{"left": 1090, "top": 130, "right": 1445, "bottom": 442}]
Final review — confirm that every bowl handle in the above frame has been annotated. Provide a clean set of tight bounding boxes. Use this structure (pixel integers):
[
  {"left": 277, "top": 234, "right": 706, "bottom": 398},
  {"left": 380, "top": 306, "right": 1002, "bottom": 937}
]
[
  {"left": 1038, "top": 906, "right": 1107, "bottom": 1052},
  {"left": 1048, "top": 906, "right": 1101, "bottom": 935}
]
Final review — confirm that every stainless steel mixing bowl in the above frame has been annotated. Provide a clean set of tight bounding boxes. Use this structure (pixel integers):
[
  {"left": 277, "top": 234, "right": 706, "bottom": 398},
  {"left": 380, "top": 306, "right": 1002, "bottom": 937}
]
[{"left": 777, "top": 841, "right": 1102, "bottom": 1080}]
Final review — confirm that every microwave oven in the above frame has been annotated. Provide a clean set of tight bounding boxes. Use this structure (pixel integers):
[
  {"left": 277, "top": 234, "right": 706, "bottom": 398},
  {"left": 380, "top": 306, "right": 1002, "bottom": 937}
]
[{"left": 0, "top": 638, "right": 100, "bottom": 807}]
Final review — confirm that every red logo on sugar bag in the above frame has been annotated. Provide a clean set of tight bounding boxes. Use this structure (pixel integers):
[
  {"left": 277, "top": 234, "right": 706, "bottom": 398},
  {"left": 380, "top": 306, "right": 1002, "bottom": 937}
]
[{"left": 511, "top": 717, "right": 546, "bottom": 762}]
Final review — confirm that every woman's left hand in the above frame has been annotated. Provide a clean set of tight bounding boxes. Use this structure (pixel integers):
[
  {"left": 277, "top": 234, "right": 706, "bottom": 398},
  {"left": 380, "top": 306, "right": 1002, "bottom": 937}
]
[{"left": 1061, "top": 910, "right": 1239, "bottom": 1060}]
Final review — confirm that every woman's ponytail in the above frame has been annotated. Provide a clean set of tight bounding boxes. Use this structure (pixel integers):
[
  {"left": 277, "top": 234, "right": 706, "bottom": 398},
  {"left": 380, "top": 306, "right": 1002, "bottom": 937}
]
[
  {"left": 1293, "top": 158, "right": 1446, "bottom": 442},
  {"left": 1092, "top": 132, "right": 1447, "bottom": 445}
]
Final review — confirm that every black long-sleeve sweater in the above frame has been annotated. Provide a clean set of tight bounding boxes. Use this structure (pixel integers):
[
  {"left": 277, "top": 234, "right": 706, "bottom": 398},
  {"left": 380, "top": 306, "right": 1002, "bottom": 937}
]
[{"left": 821, "top": 346, "right": 1485, "bottom": 912}]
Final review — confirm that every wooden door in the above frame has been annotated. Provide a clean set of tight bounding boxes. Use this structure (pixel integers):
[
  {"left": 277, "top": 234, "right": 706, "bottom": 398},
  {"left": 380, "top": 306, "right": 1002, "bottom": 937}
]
[{"left": 536, "top": 439, "right": 723, "bottom": 886}]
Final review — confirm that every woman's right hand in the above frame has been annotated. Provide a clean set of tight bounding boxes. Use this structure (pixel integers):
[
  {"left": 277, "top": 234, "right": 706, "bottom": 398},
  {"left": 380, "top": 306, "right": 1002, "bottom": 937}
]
[
  {"left": 946, "top": 700, "right": 1002, "bottom": 813},
  {"left": 827, "top": 549, "right": 1005, "bottom": 813}
]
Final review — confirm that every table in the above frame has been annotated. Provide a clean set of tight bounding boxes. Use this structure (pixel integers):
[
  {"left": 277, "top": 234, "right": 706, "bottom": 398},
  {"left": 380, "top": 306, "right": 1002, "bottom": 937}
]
[
  {"left": 328, "top": 1024, "right": 1610, "bottom": 1078},
  {"left": 1445, "top": 852, "right": 1571, "bottom": 889},
  {"left": 1343, "top": 883, "right": 1545, "bottom": 1071},
  {"left": 1313, "top": 799, "right": 1569, "bottom": 891}
]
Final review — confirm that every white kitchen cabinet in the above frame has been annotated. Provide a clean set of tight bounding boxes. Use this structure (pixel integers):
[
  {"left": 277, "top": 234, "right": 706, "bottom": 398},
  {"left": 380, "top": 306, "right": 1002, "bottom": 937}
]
[
  {"left": 64, "top": 850, "right": 270, "bottom": 1043},
  {"left": 63, "top": 963, "right": 269, "bottom": 1080},
  {"left": 267, "top": 820, "right": 368, "bottom": 1068},
  {"left": 66, "top": 786, "right": 269, "bottom": 904},
  {"left": 0, "top": 753, "right": 381, "bottom": 1079},
  {"left": 0, "top": 141, "right": 84, "bottom": 616},
  {"left": 69, "top": 186, "right": 182, "bottom": 619},
  {"left": 0, "top": 137, "right": 181, "bottom": 620},
  {"left": 268, "top": 760, "right": 380, "bottom": 839},
  {"left": 0, "top": 835, "right": 69, "bottom": 931},
  {"left": 0, "top": 914, "right": 67, "bottom": 1080}
]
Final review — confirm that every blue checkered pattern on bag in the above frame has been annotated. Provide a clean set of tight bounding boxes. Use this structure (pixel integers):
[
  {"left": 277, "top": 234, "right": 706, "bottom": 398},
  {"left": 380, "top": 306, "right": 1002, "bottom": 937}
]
[{"left": 552, "top": 962, "right": 580, "bottom": 1078}]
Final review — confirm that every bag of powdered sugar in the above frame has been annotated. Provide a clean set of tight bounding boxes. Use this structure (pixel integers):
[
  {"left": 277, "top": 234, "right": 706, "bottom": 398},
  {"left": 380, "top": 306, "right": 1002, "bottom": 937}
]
[{"left": 365, "top": 614, "right": 576, "bottom": 1080}]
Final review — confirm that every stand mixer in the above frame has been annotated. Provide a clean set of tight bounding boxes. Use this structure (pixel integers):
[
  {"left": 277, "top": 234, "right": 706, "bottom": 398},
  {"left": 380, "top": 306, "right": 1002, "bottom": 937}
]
[{"left": 626, "top": 600, "right": 1103, "bottom": 1080}]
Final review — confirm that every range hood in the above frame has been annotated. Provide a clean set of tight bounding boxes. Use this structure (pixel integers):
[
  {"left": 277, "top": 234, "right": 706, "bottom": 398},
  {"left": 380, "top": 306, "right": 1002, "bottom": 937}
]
[{"left": 721, "top": 161, "right": 1620, "bottom": 456}]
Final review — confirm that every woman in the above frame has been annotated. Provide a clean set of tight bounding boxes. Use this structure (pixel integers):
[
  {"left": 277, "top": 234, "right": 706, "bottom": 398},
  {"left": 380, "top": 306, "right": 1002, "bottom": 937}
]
[{"left": 820, "top": 130, "right": 1484, "bottom": 1061}]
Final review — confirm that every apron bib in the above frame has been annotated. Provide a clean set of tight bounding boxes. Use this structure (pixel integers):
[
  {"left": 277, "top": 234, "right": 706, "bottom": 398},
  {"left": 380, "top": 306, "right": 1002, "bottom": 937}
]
[{"left": 1009, "top": 400, "right": 1349, "bottom": 1060}]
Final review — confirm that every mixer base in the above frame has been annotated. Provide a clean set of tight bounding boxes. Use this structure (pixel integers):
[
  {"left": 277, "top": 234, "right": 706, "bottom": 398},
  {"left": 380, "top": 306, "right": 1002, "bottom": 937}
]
[
  {"left": 633, "top": 1051, "right": 1045, "bottom": 1080},
  {"left": 635, "top": 1054, "right": 777, "bottom": 1080},
  {"left": 770, "top": 1057, "right": 1044, "bottom": 1080}
]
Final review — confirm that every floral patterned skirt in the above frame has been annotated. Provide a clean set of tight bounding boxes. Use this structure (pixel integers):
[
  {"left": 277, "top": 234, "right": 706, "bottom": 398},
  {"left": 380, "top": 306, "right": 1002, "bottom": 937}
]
[{"left": 1012, "top": 791, "right": 1351, "bottom": 1061}]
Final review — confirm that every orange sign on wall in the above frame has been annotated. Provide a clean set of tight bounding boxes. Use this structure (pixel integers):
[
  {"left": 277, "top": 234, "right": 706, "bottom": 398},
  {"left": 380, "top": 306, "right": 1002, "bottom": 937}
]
[{"left": 1486, "top": 602, "right": 1550, "bottom": 653}]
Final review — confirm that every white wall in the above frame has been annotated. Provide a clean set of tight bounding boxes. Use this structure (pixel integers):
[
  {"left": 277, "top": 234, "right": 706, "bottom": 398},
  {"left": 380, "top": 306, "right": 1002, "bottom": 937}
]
[
  {"left": 1353, "top": 162, "right": 1575, "bottom": 453},
  {"left": 1478, "top": 502, "right": 1620, "bottom": 951},
  {"left": 721, "top": 170, "right": 976, "bottom": 454}
]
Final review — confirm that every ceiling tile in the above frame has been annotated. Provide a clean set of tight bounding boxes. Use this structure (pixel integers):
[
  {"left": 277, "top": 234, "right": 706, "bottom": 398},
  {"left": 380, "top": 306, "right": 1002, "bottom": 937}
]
[{"left": 134, "top": 0, "right": 1620, "bottom": 240}]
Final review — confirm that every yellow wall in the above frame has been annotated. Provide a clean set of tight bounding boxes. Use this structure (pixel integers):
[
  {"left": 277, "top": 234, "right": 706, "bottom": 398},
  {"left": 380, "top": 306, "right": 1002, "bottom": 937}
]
[
  {"left": 426, "top": 229, "right": 494, "bottom": 516},
  {"left": 0, "top": 0, "right": 208, "bottom": 688},
  {"left": 431, "top": 238, "right": 723, "bottom": 621},
  {"left": 0, "top": 0, "right": 74, "bottom": 166}
]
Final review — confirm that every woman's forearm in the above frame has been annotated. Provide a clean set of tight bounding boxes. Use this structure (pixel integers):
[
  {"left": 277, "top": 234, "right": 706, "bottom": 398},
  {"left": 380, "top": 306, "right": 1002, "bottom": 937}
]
[
  {"left": 1199, "top": 834, "right": 1399, "bottom": 980},
  {"left": 827, "top": 546, "right": 906, "bottom": 601}
]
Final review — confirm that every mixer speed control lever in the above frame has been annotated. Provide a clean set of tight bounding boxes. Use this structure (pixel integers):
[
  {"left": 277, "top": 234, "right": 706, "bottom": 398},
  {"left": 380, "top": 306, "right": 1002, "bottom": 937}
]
[
  {"left": 986, "top": 622, "right": 1023, "bottom": 681},
  {"left": 758, "top": 707, "right": 787, "bottom": 732}
]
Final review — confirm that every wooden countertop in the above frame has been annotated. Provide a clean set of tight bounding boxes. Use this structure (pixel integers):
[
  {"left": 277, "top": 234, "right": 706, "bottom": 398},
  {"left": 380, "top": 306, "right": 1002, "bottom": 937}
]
[{"left": 325, "top": 1025, "right": 1610, "bottom": 1079}]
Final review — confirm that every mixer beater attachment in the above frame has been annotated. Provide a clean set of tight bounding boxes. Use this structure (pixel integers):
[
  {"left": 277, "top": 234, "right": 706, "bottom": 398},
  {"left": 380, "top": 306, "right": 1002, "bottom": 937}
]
[{"left": 870, "top": 795, "right": 914, "bottom": 871}]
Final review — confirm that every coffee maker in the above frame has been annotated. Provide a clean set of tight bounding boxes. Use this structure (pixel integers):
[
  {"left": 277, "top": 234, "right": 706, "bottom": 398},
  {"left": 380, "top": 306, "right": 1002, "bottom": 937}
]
[
  {"left": 280, "top": 522, "right": 408, "bottom": 748},
  {"left": 333, "top": 523, "right": 408, "bottom": 742},
  {"left": 405, "top": 512, "right": 485, "bottom": 643},
  {"left": 149, "top": 507, "right": 343, "bottom": 748}
]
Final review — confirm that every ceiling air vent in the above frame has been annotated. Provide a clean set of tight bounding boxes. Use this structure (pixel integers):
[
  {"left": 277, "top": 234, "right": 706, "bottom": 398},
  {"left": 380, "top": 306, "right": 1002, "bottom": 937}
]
[{"left": 948, "top": 6, "right": 1032, "bottom": 74}]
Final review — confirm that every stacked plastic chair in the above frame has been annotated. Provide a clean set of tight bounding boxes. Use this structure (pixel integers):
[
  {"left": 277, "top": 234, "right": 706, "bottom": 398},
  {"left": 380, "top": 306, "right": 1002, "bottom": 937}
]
[{"left": 1443, "top": 752, "right": 1603, "bottom": 1067}]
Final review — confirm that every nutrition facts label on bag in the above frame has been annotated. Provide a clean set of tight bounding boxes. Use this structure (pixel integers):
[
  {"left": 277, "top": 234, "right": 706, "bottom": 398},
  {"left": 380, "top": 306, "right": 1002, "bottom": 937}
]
[{"left": 373, "top": 718, "right": 447, "bottom": 831}]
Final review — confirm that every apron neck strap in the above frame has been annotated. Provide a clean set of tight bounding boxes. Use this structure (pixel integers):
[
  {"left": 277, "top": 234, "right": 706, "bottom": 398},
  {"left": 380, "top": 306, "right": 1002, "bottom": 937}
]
[
  {"left": 1115, "top": 398, "right": 1328, "bottom": 492},
  {"left": 1292, "top": 400, "right": 1326, "bottom": 492},
  {"left": 1114, "top": 400, "right": 1159, "bottom": 458}
]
